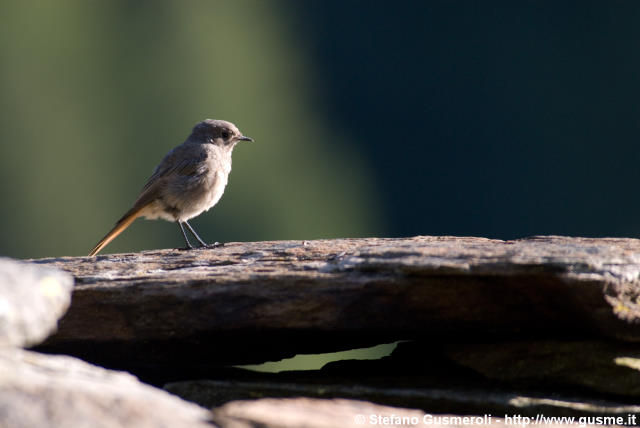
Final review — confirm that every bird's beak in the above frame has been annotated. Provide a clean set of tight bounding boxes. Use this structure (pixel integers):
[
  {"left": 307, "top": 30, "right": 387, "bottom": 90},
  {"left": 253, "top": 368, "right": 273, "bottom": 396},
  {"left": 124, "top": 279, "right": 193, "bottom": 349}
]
[{"left": 238, "top": 135, "right": 254, "bottom": 142}]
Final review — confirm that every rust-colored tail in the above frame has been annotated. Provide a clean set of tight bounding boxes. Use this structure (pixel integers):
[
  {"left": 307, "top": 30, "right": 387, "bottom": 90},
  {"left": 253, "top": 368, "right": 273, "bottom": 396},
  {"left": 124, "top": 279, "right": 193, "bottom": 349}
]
[{"left": 88, "top": 206, "right": 147, "bottom": 256}]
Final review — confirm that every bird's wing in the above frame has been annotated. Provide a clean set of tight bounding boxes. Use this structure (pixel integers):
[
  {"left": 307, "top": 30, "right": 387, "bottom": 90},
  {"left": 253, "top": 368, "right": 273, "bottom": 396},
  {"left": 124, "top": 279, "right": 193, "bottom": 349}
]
[
  {"left": 130, "top": 145, "right": 207, "bottom": 211},
  {"left": 141, "top": 146, "right": 206, "bottom": 190}
]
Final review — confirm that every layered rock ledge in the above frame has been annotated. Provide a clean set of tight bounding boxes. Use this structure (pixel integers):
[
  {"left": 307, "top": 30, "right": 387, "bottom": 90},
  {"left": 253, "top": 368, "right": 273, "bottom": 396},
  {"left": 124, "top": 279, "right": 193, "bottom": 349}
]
[
  {"left": 15, "top": 236, "right": 640, "bottom": 425},
  {"left": 34, "top": 236, "right": 640, "bottom": 367}
]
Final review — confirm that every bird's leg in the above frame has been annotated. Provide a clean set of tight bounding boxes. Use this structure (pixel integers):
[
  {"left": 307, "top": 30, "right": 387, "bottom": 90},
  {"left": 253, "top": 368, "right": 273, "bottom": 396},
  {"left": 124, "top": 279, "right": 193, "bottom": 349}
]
[
  {"left": 183, "top": 220, "right": 207, "bottom": 247},
  {"left": 177, "top": 221, "right": 195, "bottom": 250},
  {"left": 184, "top": 220, "right": 223, "bottom": 248}
]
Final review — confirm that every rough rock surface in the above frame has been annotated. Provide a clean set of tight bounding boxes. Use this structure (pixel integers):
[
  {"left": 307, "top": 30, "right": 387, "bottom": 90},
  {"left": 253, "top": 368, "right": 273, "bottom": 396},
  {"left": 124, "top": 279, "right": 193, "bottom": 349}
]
[
  {"left": 0, "top": 348, "right": 213, "bottom": 428},
  {"left": 0, "top": 257, "right": 73, "bottom": 348},
  {"left": 20, "top": 236, "right": 640, "bottom": 425},
  {"left": 210, "top": 397, "right": 601, "bottom": 428},
  {"left": 212, "top": 398, "right": 429, "bottom": 428},
  {"left": 32, "top": 236, "right": 640, "bottom": 372}
]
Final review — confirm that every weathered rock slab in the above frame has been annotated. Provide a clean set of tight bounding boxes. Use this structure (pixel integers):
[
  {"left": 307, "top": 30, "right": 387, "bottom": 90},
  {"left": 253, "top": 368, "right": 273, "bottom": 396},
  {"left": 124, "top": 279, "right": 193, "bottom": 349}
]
[
  {"left": 210, "top": 397, "right": 605, "bottom": 428},
  {"left": 30, "top": 236, "right": 640, "bottom": 370},
  {"left": 0, "top": 348, "right": 213, "bottom": 428},
  {"left": 0, "top": 258, "right": 73, "bottom": 348},
  {"left": 211, "top": 398, "right": 428, "bottom": 428}
]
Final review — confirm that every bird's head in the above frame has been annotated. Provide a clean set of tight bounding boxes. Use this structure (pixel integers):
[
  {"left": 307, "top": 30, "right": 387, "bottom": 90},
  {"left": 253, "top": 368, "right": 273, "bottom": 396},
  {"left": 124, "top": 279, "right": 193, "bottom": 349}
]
[{"left": 190, "top": 119, "right": 253, "bottom": 148}]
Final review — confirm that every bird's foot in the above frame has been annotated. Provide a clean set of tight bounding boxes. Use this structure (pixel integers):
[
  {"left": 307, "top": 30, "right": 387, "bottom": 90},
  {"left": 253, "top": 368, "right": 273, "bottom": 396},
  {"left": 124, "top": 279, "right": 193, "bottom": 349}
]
[
  {"left": 202, "top": 242, "right": 224, "bottom": 249},
  {"left": 177, "top": 245, "right": 195, "bottom": 251}
]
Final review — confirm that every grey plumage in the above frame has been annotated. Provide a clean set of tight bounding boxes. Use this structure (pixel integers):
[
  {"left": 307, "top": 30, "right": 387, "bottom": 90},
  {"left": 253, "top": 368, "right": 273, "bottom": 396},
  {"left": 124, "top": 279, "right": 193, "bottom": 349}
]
[{"left": 89, "top": 119, "right": 253, "bottom": 256}]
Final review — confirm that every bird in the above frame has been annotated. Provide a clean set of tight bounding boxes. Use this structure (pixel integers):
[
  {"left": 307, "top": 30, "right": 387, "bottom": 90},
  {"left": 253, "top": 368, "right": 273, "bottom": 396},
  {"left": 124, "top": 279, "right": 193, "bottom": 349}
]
[{"left": 88, "top": 119, "right": 253, "bottom": 256}]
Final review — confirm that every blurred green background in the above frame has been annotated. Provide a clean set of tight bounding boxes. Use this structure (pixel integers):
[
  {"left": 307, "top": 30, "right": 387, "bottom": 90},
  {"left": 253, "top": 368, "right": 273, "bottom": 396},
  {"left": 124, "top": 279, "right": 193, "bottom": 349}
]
[
  {"left": 0, "top": 1, "right": 381, "bottom": 258},
  {"left": 2, "top": 1, "right": 640, "bottom": 259}
]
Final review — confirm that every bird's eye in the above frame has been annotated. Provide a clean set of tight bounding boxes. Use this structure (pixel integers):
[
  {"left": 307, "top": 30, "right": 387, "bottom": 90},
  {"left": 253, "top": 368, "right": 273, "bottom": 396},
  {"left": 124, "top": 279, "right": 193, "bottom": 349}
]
[{"left": 221, "top": 131, "right": 230, "bottom": 139}]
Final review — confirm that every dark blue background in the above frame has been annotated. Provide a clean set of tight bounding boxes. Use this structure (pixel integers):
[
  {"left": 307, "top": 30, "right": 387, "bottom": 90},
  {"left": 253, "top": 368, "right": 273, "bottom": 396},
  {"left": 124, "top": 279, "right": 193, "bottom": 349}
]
[{"left": 291, "top": 1, "right": 640, "bottom": 239}]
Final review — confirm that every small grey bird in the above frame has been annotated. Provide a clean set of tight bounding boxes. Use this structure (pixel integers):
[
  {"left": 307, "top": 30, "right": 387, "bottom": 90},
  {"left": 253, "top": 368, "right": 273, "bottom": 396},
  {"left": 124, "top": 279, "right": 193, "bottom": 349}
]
[{"left": 88, "top": 119, "right": 253, "bottom": 256}]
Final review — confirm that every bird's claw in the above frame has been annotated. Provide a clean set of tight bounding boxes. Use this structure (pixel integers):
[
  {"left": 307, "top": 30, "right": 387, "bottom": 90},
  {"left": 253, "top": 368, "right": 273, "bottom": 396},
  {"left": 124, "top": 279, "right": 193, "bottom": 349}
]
[{"left": 203, "top": 242, "right": 224, "bottom": 249}]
